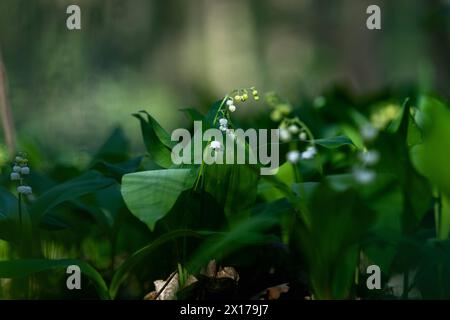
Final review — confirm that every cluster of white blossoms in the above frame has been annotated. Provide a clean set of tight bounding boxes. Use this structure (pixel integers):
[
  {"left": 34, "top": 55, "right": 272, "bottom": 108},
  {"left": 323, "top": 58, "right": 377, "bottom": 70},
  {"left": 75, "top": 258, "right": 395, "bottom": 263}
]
[
  {"left": 281, "top": 121, "right": 317, "bottom": 164},
  {"left": 218, "top": 118, "right": 235, "bottom": 140},
  {"left": 218, "top": 118, "right": 228, "bottom": 132},
  {"left": 353, "top": 123, "right": 380, "bottom": 185},
  {"left": 10, "top": 153, "right": 32, "bottom": 195}
]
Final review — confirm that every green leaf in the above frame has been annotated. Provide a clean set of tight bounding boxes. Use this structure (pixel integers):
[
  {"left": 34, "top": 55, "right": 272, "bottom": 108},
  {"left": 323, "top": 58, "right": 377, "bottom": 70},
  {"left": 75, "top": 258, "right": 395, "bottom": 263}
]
[
  {"left": 295, "top": 183, "right": 376, "bottom": 299},
  {"left": 29, "top": 171, "right": 116, "bottom": 222},
  {"left": 109, "top": 229, "right": 208, "bottom": 299},
  {"left": 203, "top": 163, "right": 259, "bottom": 223},
  {"left": 133, "top": 111, "right": 174, "bottom": 168},
  {"left": 412, "top": 96, "right": 450, "bottom": 196},
  {"left": 0, "top": 259, "right": 109, "bottom": 299},
  {"left": 314, "top": 136, "right": 354, "bottom": 149},
  {"left": 258, "top": 162, "right": 295, "bottom": 202},
  {"left": 140, "top": 111, "right": 175, "bottom": 149},
  {"left": 121, "top": 169, "right": 197, "bottom": 231},
  {"left": 410, "top": 95, "right": 450, "bottom": 238}
]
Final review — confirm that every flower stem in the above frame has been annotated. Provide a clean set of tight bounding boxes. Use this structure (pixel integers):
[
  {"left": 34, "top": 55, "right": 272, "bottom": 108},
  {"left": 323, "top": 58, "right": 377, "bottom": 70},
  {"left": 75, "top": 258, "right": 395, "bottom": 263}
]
[{"left": 18, "top": 193, "right": 22, "bottom": 226}]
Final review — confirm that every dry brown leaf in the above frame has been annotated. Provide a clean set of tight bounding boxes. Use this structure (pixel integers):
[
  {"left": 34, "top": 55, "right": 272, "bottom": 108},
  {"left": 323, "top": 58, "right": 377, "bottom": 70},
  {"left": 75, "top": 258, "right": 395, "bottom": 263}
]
[
  {"left": 143, "top": 291, "right": 158, "bottom": 300},
  {"left": 201, "top": 259, "right": 217, "bottom": 277},
  {"left": 266, "top": 283, "right": 289, "bottom": 300},
  {"left": 217, "top": 266, "right": 240, "bottom": 282},
  {"left": 143, "top": 271, "right": 198, "bottom": 300},
  {"left": 154, "top": 272, "right": 179, "bottom": 300}
]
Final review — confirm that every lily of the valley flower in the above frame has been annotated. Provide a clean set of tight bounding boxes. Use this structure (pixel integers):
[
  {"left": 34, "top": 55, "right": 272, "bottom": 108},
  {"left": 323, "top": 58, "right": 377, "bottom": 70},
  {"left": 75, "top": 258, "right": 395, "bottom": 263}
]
[
  {"left": 288, "top": 124, "right": 299, "bottom": 134},
  {"left": 219, "top": 118, "right": 228, "bottom": 132},
  {"left": 353, "top": 167, "right": 376, "bottom": 185},
  {"left": 360, "top": 124, "right": 378, "bottom": 142},
  {"left": 359, "top": 150, "right": 380, "bottom": 166},
  {"left": 286, "top": 150, "right": 301, "bottom": 164},
  {"left": 10, "top": 172, "right": 20, "bottom": 180},
  {"left": 299, "top": 132, "right": 307, "bottom": 141},
  {"left": 21, "top": 167, "right": 30, "bottom": 175},
  {"left": 301, "top": 146, "right": 317, "bottom": 160},
  {"left": 210, "top": 141, "right": 221, "bottom": 150},
  {"left": 17, "top": 185, "right": 32, "bottom": 195},
  {"left": 279, "top": 128, "right": 291, "bottom": 142},
  {"left": 11, "top": 152, "right": 33, "bottom": 196},
  {"left": 226, "top": 99, "right": 236, "bottom": 112}
]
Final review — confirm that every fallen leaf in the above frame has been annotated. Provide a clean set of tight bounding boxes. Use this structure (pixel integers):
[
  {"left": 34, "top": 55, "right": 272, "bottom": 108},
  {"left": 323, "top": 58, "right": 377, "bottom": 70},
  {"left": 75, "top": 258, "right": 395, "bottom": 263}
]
[{"left": 266, "top": 283, "right": 289, "bottom": 300}]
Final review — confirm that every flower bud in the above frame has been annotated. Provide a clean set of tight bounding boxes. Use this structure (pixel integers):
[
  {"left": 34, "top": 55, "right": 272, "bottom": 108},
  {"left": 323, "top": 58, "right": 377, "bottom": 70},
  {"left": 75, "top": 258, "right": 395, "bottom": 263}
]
[
  {"left": 288, "top": 124, "right": 299, "bottom": 134},
  {"left": 279, "top": 128, "right": 291, "bottom": 142},
  {"left": 299, "top": 132, "right": 307, "bottom": 141}
]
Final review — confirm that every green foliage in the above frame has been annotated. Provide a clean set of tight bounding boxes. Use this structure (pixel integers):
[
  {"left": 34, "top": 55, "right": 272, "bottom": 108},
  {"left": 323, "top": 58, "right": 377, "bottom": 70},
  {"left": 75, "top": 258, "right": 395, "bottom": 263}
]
[
  {"left": 121, "top": 169, "right": 197, "bottom": 231},
  {"left": 1, "top": 89, "right": 450, "bottom": 300},
  {"left": 0, "top": 259, "right": 109, "bottom": 299},
  {"left": 133, "top": 111, "right": 174, "bottom": 168}
]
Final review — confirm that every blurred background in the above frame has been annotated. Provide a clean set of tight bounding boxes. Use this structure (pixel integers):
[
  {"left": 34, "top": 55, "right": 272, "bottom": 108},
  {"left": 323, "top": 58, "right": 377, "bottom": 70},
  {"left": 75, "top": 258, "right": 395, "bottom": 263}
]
[{"left": 0, "top": 0, "right": 450, "bottom": 162}]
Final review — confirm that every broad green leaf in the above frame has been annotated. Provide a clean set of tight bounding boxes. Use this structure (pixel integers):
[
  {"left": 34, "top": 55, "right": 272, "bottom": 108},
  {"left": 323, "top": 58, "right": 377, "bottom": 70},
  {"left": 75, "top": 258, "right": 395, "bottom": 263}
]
[
  {"left": 29, "top": 171, "right": 116, "bottom": 222},
  {"left": 203, "top": 163, "right": 259, "bottom": 223},
  {"left": 411, "top": 95, "right": 450, "bottom": 238},
  {"left": 0, "top": 259, "right": 109, "bottom": 299},
  {"left": 121, "top": 169, "right": 197, "bottom": 231},
  {"left": 133, "top": 111, "right": 174, "bottom": 168}
]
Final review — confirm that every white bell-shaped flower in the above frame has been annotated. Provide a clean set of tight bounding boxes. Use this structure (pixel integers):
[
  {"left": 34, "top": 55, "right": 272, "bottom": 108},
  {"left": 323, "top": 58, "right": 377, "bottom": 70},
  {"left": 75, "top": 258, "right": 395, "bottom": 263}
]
[
  {"left": 286, "top": 150, "right": 301, "bottom": 164},
  {"left": 10, "top": 172, "right": 21, "bottom": 181}
]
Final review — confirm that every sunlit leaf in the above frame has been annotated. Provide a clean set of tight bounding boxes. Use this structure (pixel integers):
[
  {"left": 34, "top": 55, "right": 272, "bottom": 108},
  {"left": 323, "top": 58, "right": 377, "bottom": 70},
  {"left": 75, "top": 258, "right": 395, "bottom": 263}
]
[{"left": 121, "top": 169, "right": 197, "bottom": 230}]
